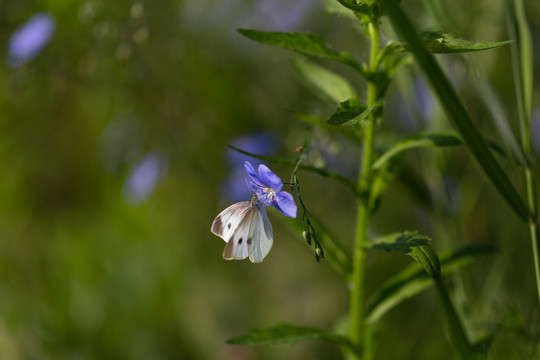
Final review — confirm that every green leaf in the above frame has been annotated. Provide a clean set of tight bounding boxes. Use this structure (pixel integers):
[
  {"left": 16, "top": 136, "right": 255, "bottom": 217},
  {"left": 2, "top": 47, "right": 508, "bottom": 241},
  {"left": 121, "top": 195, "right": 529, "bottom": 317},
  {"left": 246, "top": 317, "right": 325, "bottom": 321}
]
[
  {"left": 372, "top": 133, "right": 463, "bottom": 171},
  {"left": 368, "top": 231, "right": 441, "bottom": 280},
  {"left": 387, "top": 32, "right": 511, "bottom": 56},
  {"left": 292, "top": 55, "right": 357, "bottom": 104},
  {"left": 327, "top": 99, "right": 383, "bottom": 126},
  {"left": 238, "top": 29, "right": 366, "bottom": 75},
  {"left": 419, "top": 31, "right": 512, "bottom": 53},
  {"left": 375, "top": 42, "right": 412, "bottom": 98},
  {"left": 376, "top": 42, "right": 407, "bottom": 66},
  {"left": 327, "top": 98, "right": 366, "bottom": 125},
  {"left": 382, "top": 0, "right": 530, "bottom": 222},
  {"left": 366, "top": 244, "right": 496, "bottom": 324},
  {"left": 373, "top": 132, "right": 507, "bottom": 171},
  {"left": 322, "top": 0, "right": 356, "bottom": 19},
  {"left": 227, "top": 324, "right": 358, "bottom": 354}
]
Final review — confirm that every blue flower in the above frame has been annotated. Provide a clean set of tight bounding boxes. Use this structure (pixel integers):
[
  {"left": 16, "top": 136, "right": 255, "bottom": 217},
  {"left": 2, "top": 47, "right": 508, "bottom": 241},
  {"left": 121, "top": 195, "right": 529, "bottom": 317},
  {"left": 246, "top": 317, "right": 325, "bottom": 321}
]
[
  {"left": 244, "top": 161, "right": 297, "bottom": 218},
  {"left": 8, "top": 12, "right": 55, "bottom": 67},
  {"left": 220, "top": 131, "right": 278, "bottom": 203},
  {"left": 123, "top": 151, "right": 168, "bottom": 205}
]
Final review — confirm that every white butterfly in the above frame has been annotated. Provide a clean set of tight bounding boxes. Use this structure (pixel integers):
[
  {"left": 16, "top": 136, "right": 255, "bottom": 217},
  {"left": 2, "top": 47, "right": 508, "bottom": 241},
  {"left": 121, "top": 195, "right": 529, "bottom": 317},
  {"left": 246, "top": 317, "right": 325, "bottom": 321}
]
[{"left": 211, "top": 194, "right": 273, "bottom": 263}]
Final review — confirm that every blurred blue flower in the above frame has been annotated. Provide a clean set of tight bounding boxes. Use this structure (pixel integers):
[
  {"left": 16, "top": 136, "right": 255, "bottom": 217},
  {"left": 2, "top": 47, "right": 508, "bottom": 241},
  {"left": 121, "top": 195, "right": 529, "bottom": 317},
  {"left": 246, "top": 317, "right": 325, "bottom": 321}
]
[
  {"left": 249, "top": 0, "right": 313, "bottom": 31},
  {"left": 226, "top": 131, "right": 277, "bottom": 166},
  {"left": 123, "top": 151, "right": 168, "bottom": 205},
  {"left": 220, "top": 168, "right": 250, "bottom": 203},
  {"left": 413, "top": 78, "right": 435, "bottom": 120},
  {"left": 8, "top": 12, "right": 56, "bottom": 67},
  {"left": 244, "top": 161, "right": 296, "bottom": 218},
  {"left": 221, "top": 131, "right": 278, "bottom": 202}
]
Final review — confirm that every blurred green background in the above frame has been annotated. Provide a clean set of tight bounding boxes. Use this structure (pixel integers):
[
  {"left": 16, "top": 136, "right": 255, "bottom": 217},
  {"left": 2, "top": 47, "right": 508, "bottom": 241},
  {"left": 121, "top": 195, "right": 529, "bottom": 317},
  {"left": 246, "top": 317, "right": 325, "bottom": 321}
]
[{"left": 0, "top": 0, "right": 539, "bottom": 359}]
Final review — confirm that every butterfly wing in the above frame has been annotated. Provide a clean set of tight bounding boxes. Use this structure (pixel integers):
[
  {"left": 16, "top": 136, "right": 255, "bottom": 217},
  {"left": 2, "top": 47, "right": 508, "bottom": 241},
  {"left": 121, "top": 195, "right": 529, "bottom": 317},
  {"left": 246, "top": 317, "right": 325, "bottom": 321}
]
[
  {"left": 222, "top": 207, "right": 256, "bottom": 260},
  {"left": 212, "top": 200, "right": 274, "bottom": 263},
  {"left": 211, "top": 201, "right": 252, "bottom": 242},
  {"left": 247, "top": 203, "right": 274, "bottom": 263}
]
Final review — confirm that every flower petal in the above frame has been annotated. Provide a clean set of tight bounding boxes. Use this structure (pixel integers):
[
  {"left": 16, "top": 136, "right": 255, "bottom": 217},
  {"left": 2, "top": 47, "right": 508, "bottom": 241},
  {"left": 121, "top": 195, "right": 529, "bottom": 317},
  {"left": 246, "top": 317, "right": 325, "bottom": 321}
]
[
  {"left": 258, "top": 164, "right": 283, "bottom": 191},
  {"left": 273, "top": 191, "right": 297, "bottom": 218},
  {"left": 244, "top": 161, "right": 264, "bottom": 192}
]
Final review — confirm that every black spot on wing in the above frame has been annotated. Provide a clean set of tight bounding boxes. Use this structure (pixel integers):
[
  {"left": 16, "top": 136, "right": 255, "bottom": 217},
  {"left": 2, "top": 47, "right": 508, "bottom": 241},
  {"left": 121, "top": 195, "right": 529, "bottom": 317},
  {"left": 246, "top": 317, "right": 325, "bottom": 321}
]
[
  {"left": 211, "top": 216, "right": 223, "bottom": 235},
  {"left": 247, "top": 238, "right": 252, "bottom": 245},
  {"left": 238, "top": 238, "right": 243, "bottom": 244},
  {"left": 227, "top": 223, "right": 231, "bottom": 229}
]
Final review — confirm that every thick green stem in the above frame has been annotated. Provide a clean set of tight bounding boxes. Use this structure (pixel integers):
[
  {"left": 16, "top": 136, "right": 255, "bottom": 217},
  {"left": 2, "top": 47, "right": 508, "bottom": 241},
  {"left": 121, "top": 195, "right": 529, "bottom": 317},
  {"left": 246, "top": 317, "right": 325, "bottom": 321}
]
[
  {"left": 349, "top": 21, "right": 379, "bottom": 360},
  {"left": 507, "top": 0, "right": 540, "bottom": 305}
]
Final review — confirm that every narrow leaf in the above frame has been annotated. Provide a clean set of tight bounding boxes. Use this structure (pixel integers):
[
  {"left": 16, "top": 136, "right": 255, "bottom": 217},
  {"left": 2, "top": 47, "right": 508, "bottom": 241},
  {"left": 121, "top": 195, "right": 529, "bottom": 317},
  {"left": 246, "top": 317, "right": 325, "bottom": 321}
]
[
  {"left": 382, "top": 0, "right": 530, "bottom": 222},
  {"left": 368, "top": 231, "right": 441, "bottom": 280},
  {"left": 419, "top": 31, "right": 511, "bottom": 53},
  {"left": 366, "top": 244, "right": 496, "bottom": 323},
  {"left": 373, "top": 133, "right": 462, "bottom": 171},
  {"left": 238, "top": 29, "right": 365, "bottom": 75},
  {"left": 435, "top": 280, "right": 476, "bottom": 358},
  {"left": 227, "top": 324, "right": 359, "bottom": 354},
  {"left": 292, "top": 55, "right": 357, "bottom": 104},
  {"left": 376, "top": 42, "right": 407, "bottom": 67},
  {"left": 507, "top": 0, "right": 533, "bottom": 152},
  {"left": 327, "top": 99, "right": 383, "bottom": 126},
  {"left": 373, "top": 132, "right": 507, "bottom": 171}
]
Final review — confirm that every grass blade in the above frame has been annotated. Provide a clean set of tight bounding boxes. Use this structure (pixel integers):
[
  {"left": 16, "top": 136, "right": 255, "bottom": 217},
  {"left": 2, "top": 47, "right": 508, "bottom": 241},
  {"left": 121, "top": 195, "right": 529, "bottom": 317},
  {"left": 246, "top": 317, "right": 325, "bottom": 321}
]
[{"left": 381, "top": 0, "right": 530, "bottom": 222}]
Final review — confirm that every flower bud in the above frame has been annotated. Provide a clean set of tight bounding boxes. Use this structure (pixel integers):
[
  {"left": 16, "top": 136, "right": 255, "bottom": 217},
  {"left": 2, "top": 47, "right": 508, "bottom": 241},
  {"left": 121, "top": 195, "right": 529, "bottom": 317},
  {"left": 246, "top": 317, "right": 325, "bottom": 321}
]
[{"left": 302, "top": 230, "right": 311, "bottom": 245}]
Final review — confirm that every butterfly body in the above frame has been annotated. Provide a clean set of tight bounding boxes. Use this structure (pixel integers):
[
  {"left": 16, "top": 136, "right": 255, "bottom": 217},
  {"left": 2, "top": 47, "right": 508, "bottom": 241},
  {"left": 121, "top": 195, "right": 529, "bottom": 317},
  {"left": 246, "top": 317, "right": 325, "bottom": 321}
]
[{"left": 211, "top": 194, "right": 273, "bottom": 263}]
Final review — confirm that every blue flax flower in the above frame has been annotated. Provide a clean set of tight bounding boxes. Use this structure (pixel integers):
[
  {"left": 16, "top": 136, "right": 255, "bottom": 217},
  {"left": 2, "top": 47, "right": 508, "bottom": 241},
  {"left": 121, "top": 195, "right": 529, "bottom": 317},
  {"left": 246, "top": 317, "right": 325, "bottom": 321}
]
[
  {"left": 8, "top": 12, "right": 55, "bottom": 67},
  {"left": 244, "top": 161, "right": 297, "bottom": 218}
]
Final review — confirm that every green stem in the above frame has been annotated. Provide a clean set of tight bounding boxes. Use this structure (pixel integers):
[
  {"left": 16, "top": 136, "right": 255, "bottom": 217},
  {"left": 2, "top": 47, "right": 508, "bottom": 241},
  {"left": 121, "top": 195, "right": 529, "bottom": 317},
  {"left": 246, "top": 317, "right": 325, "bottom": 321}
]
[
  {"left": 507, "top": 0, "right": 540, "bottom": 305},
  {"left": 349, "top": 20, "right": 380, "bottom": 360},
  {"left": 434, "top": 280, "right": 476, "bottom": 359},
  {"left": 525, "top": 169, "right": 540, "bottom": 303}
]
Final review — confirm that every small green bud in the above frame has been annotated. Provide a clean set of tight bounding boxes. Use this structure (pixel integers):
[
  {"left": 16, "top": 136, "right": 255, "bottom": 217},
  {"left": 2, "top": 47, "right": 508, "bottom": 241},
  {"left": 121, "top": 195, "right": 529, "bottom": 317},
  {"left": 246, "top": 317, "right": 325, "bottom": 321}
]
[{"left": 302, "top": 230, "right": 312, "bottom": 245}]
